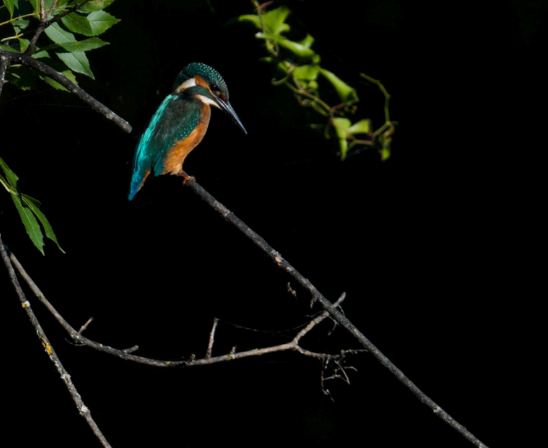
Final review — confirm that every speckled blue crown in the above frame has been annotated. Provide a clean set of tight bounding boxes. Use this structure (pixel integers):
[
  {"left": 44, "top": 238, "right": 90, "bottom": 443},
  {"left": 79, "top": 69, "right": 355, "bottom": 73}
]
[{"left": 173, "top": 62, "right": 229, "bottom": 97}]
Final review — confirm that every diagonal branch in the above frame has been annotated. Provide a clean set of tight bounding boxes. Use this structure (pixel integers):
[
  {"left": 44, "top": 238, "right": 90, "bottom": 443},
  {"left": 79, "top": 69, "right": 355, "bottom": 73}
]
[
  {"left": 179, "top": 172, "right": 489, "bottom": 448},
  {"left": 0, "top": 233, "right": 112, "bottom": 448},
  {"left": 0, "top": 58, "right": 488, "bottom": 447},
  {"left": 0, "top": 50, "right": 133, "bottom": 135}
]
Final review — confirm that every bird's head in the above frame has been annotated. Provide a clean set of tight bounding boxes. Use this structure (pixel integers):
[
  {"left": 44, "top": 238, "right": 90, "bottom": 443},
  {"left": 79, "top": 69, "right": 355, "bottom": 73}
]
[{"left": 173, "top": 62, "right": 247, "bottom": 134}]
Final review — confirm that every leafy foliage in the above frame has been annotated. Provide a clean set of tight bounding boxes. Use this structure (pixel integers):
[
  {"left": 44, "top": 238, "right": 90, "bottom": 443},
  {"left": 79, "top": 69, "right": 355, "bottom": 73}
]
[
  {"left": 0, "top": 0, "right": 118, "bottom": 252},
  {"left": 0, "top": 157, "right": 64, "bottom": 255},
  {"left": 230, "top": 1, "right": 395, "bottom": 160},
  {"left": 0, "top": 0, "right": 119, "bottom": 90}
]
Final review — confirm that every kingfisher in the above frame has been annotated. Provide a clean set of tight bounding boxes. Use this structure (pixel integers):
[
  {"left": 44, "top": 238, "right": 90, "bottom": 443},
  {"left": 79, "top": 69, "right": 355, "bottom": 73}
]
[{"left": 128, "top": 62, "right": 247, "bottom": 200}]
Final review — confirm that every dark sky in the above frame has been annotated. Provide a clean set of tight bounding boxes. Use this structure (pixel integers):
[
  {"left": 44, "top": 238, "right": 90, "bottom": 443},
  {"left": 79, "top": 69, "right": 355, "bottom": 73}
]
[{"left": 1, "top": 1, "right": 543, "bottom": 447}]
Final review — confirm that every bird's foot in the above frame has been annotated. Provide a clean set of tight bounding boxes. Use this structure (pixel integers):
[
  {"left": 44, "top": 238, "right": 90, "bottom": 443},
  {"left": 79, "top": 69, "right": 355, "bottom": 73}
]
[{"left": 178, "top": 171, "right": 196, "bottom": 185}]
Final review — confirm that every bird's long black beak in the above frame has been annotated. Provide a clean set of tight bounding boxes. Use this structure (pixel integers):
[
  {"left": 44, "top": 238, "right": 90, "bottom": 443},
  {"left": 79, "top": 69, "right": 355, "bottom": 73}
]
[{"left": 216, "top": 98, "right": 247, "bottom": 135}]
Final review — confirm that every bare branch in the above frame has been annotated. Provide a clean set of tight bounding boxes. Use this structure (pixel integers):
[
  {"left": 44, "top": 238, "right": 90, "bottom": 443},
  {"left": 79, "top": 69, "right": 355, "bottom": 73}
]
[
  {"left": 0, "top": 51, "right": 132, "bottom": 135},
  {"left": 0, "top": 233, "right": 112, "bottom": 448},
  {"left": 6, "top": 245, "right": 353, "bottom": 368},
  {"left": 179, "top": 172, "right": 489, "bottom": 448}
]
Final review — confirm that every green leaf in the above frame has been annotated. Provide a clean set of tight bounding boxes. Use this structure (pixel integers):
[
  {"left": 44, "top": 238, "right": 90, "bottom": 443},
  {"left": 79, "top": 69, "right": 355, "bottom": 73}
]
[
  {"left": 44, "top": 22, "right": 77, "bottom": 45},
  {"left": 256, "top": 33, "right": 316, "bottom": 61},
  {"left": 348, "top": 119, "right": 372, "bottom": 134},
  {"left": 4, "top": 0, "right": 15, "bottom": 18},
  {"left": 12, "top": 193, "right": 45, "bottom": 255},
  {"left": 298, "top": 34, "right": 315, "bottom": 49},
  {"left": 28, "top": 0, "right": 65, "bottom": 14},
  {"left": 28, "top": 0, "right": 39, "bottom": 13},
  {"left": 319, "top": 68, "right": 359, "bottom": 106},
  {"left": 293, "top": 64, "right": 319, "bottom": 82},
  {"left": 227, "top": 14, "right": 261, "bottom": 30},
  {"left": 378, "top": 128, "right": 393, "bottom": 161},
  {"left": 56, "top": 50, "right": 94, "bottom": 78},
  {"left": 1, "top": 157, "right": 63, "bottom": 254},
  {"left": 0, "top": 174, "right": 10, "bottom": 191},
  {"left": 57, "top": 37, "right": 108, "bottom": 52},
  {"left": 5, "top": 65, "right": 39, "bottom": 90},
  {"left": 0, "top": 43, "right": 20, "bottom": 53},
  {"left": 380, "top": 145, "right": 391, "bottom": 161},
  {"left": 61, "top": 12, "right": 93, "bottom": 35},
  {"left": 16, "top": 37, "right": 29, "bottom": 52},
  {"left": 33, "top": 49, "right": 51, "bottom": 58},
  {"left": 22, "top": 195, "right": 65, "bottom": 253},
  {"left": 0, "top": 37, "right": 30, "bottom": 53},
  {"left": 332, "top": 118, "right": 351, "bottom": 159},
  {"left": 10, "top": 0, "right": 33, "bottom": 33},
  {"left": 80, "top": 0, "right": 116, "bottom": 13},
  {"left": 43, "top": 25, "right": 93, "bottom": 76},
  {"left": 260, "top": 57, "right": 292, "bottom": 76},
  {"left": 0, "top": 156, "right": 20, "bottom": 187},
  {"left": 41, "top": 69, "right": 77, "bottom": 90},
  {"left": 1, "top": 157, "right": 45, "bottom": 253},
  {"left": 87, "top": 10, "right": 120, "bottom": 36},
  {"left": 30, "top": 54, "right": 79, "bottom": 88},
  {"left": 262, "top": 6, "right": 291, "bottom": 34}
]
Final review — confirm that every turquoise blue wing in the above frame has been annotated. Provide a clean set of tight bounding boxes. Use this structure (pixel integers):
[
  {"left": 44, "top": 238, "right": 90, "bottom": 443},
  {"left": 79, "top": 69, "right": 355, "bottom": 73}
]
[
  {"left": 128, "top": 94, "right": 200, "bottom": 200},
  {"left": 129, "top": 94, "right": 174, "bottom": 200}
]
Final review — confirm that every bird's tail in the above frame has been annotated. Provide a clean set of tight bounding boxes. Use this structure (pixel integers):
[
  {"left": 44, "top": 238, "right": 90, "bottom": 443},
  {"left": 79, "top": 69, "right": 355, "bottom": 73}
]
[{"left": 128, "top": 169, "right": 150, "bottom": 201}]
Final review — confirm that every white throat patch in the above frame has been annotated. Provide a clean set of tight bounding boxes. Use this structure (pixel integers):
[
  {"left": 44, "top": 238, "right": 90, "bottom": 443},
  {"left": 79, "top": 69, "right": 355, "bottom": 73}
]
[{"left": 196, "top": 95, "right": 220, "bottom": 108}]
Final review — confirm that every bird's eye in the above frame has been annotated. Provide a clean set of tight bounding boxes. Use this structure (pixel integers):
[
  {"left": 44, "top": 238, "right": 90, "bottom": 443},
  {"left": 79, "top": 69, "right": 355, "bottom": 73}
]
[{"left": 211, "top": 84, "right": 218, "bottom": 91}]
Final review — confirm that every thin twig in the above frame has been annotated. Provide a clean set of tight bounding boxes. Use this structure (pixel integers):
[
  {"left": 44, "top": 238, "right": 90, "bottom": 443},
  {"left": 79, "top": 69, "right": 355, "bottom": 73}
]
[
  {"left": 78, "top": 317, "right": 94, "bottom": 334},
  {"left": 6, "top": 246, "right": 349, "bottom": 367},
  {"left": 206, "top": 318, "right": 219, "bottom": 359},
  {"left": 0, "top": 233, "right": 112, "bottom": 448},
  {"left": 26, "top": 0, "right": 91, "bottom": 54}
]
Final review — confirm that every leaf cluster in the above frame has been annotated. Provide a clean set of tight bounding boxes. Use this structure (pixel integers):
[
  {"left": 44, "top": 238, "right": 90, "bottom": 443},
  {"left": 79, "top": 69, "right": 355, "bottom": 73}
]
[
  {"left": 0, "top": 1, "right": 119, "bottom": 253},
  {"left": 0, "top": 157, "right": 63, "bottom": 254},
  {"left": 0, "top": 0, "right": 119, "bottom": 90},
  {"left": 230, "top": 1, "right": 394, "bottom": 160}
]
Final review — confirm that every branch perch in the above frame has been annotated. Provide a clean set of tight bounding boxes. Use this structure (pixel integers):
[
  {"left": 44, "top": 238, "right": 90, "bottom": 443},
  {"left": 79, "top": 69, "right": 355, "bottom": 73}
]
[
  {"left": 179, "top": 172, "right": 489, "bottom": 448},
  {"left": 0, "top": 50, "right": 488, "bottom": 447}
]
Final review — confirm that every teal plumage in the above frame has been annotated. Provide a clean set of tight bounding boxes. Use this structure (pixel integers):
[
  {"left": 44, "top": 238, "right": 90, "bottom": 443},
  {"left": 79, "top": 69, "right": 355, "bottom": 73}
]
[{"left": 128, "top": 63, "right": 246, "bottom": 200}]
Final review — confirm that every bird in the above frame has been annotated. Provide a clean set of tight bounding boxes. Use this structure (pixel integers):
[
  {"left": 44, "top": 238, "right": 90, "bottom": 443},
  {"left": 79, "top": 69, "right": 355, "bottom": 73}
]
[{"left": 128, "top": 62, "right": 247, "bottom": 200}]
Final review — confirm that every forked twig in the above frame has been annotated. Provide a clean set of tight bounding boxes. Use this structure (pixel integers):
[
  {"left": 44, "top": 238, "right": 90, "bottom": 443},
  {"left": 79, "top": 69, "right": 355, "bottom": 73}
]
[{"left": 6, "top": 245, "right": 353, "bottom": 367}]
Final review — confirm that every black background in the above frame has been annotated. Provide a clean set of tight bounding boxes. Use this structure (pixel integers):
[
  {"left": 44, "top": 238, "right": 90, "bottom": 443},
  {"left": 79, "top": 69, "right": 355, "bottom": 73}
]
[{"left": 1, "top": 1, "right": 543, "bottom": 447}]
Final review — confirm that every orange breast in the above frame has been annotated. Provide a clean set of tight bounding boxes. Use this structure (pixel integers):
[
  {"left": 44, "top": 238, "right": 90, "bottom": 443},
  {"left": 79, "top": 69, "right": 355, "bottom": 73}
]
[{"left": 162, "top": 104, "right": 211, "bottom": 176}]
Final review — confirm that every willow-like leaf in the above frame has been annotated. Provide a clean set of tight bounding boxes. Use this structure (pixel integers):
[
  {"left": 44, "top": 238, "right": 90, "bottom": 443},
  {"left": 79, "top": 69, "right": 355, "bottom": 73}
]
[{"left": 22, "top": 194, "right": 65, "bottom": 253}]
